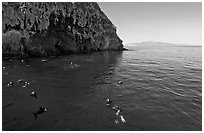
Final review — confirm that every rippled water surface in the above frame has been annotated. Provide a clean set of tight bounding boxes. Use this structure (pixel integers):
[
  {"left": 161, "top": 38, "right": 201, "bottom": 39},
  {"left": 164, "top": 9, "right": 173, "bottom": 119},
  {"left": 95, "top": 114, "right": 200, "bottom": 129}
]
[{"left": 2, "top": 45, "right": 202, "bottom": 130}]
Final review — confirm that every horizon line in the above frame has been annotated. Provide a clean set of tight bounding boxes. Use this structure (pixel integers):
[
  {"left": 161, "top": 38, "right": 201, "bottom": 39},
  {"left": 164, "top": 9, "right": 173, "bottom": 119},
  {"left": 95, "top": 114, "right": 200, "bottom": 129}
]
[{"left": 123, "top": 41, "right": 202, "bottom": 46}]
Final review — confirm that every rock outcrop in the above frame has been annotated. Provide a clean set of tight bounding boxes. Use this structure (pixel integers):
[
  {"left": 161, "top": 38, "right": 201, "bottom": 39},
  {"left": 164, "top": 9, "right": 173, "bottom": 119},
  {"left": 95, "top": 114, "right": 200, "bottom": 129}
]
[{"left": 2, "top": 2, "right": 123, "bottom": 58}]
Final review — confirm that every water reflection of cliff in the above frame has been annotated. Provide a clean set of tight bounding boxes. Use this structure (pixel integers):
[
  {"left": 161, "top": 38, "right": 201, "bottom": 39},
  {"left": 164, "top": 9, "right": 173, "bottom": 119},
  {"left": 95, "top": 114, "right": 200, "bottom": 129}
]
[{"left": 92, "top": 51, "right": 123, "bottom": 84}]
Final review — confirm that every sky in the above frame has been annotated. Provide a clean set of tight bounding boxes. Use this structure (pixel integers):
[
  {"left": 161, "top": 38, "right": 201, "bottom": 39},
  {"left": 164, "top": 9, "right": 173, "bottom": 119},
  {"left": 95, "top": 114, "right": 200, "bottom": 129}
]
[{"left": 98, "top": 2, "right": 202, "bottom": 45}]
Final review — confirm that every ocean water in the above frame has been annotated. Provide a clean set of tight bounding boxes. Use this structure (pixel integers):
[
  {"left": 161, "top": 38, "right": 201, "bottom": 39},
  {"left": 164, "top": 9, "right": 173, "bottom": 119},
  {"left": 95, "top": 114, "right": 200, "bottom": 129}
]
[{"left": 2, "top": 45, "right": 202, "bottom": 131}]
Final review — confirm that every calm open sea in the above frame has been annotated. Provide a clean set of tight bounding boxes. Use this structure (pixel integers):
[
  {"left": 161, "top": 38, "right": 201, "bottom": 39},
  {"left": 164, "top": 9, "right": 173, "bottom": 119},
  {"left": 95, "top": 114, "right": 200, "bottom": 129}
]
[{"left": 2, "top": 45, "right": 202, "bottom": 131}]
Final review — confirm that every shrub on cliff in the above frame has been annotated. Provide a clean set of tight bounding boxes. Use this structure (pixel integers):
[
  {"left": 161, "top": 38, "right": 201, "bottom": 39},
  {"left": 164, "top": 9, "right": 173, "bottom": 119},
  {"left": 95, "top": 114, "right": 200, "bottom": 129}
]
[{"left": 2, "top": 30, "right": 23, "bottom": 52}]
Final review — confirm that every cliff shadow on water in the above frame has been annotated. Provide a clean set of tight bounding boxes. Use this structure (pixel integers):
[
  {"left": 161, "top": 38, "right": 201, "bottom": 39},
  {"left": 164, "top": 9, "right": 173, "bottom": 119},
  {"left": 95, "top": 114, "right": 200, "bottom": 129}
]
[{"left": 2, "top": 51, "right": 124, "bottom": 131}]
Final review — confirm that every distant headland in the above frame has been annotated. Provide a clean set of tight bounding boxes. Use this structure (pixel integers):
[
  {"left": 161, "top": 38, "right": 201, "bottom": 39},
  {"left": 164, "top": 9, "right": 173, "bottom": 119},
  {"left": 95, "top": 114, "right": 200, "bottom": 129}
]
[{"left": 125, "top": 41, "right": 201, "bottom": 47}]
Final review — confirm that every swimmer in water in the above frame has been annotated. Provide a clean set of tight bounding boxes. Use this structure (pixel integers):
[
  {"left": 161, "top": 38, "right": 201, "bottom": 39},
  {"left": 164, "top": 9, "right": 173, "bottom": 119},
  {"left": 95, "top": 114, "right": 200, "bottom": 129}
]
[{"left": 106, "top": 98, "right": 111, "bottom": 106}]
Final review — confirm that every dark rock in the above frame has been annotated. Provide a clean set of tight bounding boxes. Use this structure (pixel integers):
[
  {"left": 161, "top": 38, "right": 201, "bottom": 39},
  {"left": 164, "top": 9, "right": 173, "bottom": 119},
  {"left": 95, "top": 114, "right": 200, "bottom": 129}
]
[
  {"left": 123, "top": 48, "right": 128, "bottom": 51},
  {"left": 2, "top": 2, "right": 124, "bottom": 58}
]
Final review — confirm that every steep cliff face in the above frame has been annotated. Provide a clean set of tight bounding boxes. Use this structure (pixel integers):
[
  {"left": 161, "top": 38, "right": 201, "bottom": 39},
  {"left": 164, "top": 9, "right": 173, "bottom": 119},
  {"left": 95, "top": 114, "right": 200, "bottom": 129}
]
[{"left": 2, "top": 2, "right": 123, "bottom": 58}]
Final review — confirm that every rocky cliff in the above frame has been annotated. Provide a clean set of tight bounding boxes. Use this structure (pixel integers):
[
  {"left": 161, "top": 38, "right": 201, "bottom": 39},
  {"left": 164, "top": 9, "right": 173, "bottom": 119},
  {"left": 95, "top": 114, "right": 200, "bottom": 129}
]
[{"left": 2, "top": 2, "right": 123, "bottom": 58}]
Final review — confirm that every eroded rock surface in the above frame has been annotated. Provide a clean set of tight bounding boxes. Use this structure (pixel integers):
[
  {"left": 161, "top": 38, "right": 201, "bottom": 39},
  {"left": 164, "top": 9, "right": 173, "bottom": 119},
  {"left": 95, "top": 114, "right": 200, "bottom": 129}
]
[{"left": 2, "top": 2, "right": 123, "bottom": 58}]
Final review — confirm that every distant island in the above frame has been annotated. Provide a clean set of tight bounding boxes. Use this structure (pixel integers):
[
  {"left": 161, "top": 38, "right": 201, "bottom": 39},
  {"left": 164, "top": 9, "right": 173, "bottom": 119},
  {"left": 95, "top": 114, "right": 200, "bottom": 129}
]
[
  {"left": 126, "top": 41, "right": 201, "bottom": 47},
  {"left": 2, "top": 2, "right": 124, "bottom": 59}
]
